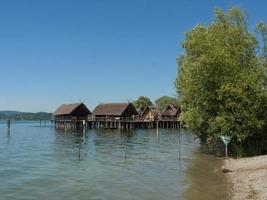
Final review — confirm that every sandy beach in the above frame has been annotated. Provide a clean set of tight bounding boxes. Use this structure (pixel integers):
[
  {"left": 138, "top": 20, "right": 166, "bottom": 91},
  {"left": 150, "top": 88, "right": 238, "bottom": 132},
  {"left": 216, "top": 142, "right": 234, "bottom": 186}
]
[{"left": 223, "top": 155, "right": 267, "bottom": 200}]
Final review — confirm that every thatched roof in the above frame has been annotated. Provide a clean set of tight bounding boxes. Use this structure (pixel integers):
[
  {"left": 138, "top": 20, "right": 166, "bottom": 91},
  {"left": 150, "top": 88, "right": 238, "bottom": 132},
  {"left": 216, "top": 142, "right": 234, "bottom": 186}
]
[
  {"left": 142, "top": 106, "right": 162, "bottom": 117},
  {"left": 53, "top": 103, "right": 91, "bottom": 116},
  {"left": 162, "top": 104, "right": 180, "bottom": 116},
  {"left": 92, "top": 102, "right": 138, "bottom": 116}
]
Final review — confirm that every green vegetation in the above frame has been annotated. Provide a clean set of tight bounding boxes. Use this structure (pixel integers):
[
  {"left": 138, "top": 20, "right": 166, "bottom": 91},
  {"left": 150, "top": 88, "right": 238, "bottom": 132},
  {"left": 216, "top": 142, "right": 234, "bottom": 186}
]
[
  {"left": 133, "top": 96, "right": 153, "bottom": 109},
  {"left": 154, "top": 96, "right": 180, "bottom": 109},
  {"left": 176, "top": 6, "right": 267, "bottom": 157},
  {"left": 134, "top": 96, "right": 180, "bottom": 110},
  {"left": 0, "top": 111, "right": 51, "bottom": 121}
]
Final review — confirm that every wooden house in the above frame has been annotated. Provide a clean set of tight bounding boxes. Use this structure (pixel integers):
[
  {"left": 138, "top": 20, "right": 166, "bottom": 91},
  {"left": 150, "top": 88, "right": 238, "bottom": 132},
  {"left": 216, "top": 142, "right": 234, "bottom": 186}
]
[
  {"left": 161, "top": 104, "right": 181, "bottom": 120},
  {"left": 53, "top": 103, "right": 91, "bottom": 121},
  {"left": 141, "top": 106, "right": 162, "bottom": 121},
  {"left": 137, "top": 106, "right": 146, "bottom": 116},
  {"left": 92, "top": 102, "right": 138, "bottom": 120}
]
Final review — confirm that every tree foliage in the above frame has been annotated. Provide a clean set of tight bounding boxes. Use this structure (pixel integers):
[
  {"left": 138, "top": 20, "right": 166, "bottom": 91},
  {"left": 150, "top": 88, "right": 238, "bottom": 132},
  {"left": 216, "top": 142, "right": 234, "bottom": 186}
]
[
  {"left": 256, "top": 21, "right": 267, "bottom": 88},
  {"left": 133, "top": 96, "right": 153, "bottom": 109},
  {"left": 176, "top": 6, "right": 267, "bottom": 156},
  {"left": 256, "top": 21, "right": 267, "bottom": 62},
  {"left": 154, "top": 96, "right": 180, "bottom": 109}
]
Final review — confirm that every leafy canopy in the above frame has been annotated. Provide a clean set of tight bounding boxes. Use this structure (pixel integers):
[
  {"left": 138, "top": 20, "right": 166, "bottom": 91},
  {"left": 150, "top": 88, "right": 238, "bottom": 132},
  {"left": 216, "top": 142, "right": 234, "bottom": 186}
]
[
  {"left": 154, "top": 96, "right": 180, "bottom": 109},
  {"left": 133, "top": 96, "right": 153, "bottom": 109},
  {"left": 176, "top": 7, "right": 266, "bottom": 154}
]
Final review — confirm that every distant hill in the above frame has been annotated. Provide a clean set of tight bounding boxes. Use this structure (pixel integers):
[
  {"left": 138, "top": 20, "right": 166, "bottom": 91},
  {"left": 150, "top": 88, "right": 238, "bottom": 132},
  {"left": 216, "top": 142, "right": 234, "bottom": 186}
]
[{"left": 0, "top": 111, "right": 52, "bottom": 120}]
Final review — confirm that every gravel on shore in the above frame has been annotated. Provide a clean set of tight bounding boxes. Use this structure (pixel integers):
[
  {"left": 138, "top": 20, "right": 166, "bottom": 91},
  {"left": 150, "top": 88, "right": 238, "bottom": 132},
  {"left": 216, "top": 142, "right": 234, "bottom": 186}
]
[{"left": 223, "top": 155, "right": 267, "bottom": 200}]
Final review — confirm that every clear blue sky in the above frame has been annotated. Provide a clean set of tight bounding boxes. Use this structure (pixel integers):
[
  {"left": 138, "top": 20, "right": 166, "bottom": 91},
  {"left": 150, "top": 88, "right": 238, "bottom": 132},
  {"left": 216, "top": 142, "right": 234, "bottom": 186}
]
[{"left": 0, "top": 0, "right": 266, "bottom": 112}]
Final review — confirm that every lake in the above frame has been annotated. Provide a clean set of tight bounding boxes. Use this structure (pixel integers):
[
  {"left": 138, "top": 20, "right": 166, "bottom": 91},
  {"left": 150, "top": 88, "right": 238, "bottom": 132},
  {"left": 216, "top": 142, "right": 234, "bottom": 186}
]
[{"left": 0, "top": 121, "right": 227, "bottom": 200}]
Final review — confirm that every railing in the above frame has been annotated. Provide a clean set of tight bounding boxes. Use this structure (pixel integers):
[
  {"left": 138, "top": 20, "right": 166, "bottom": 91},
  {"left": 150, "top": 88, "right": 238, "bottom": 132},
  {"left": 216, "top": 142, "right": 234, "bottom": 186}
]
[
  {"left": 53, "top": 116, "right": 87, "bottom": 121},
  {"left": 53, "top": 115, "right": 180, "bottom": 122},
  {"left": 161, "top": 116, "right": 180, "bottom": 121},
  {"left": 87, "top": 116, "right": 180, "bottom": 122},
  {"left": 87, "top": 116, "right": 137, "bottom": 122}
]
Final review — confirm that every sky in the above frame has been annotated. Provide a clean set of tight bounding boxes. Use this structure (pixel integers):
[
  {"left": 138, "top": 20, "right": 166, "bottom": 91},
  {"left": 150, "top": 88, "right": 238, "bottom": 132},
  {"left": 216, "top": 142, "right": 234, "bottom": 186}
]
[{"left": 0, "top": 0, "right": 266, "bottom": 112}]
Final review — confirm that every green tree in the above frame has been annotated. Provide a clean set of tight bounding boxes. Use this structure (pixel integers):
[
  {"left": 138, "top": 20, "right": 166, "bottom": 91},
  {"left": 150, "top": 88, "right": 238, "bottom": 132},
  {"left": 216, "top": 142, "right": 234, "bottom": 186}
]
[
  {"left": 154, "top": 96, "right": 180, "bottom": 109},
  {"left": 256, "top": 21, "right": 267, "bottom": 62},
  {"left": 133, "top": 96, "right": 153, "bottom": 109},
  {"left": 176, "top": 6, "right": 267, "bottom": 156},
  {"left": 256, "top": 21, "right": 267, "bottom": 88}
]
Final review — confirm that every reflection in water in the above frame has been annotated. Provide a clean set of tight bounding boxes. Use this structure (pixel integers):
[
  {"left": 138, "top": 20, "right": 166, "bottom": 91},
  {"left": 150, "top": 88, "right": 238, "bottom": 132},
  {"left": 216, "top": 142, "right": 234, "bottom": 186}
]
[
  {"left": 0, "top": 122, "right": 227, "bottom": 200},
  {"left": 7, "top": 128, "right": 10, "bottom": 136}
]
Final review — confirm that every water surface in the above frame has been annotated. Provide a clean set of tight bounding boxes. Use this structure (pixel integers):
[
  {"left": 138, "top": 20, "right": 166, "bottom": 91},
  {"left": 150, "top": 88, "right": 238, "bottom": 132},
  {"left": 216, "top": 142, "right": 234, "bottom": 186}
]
[{"left": 0, "top": 121, "right": 226, "bottom": 200}]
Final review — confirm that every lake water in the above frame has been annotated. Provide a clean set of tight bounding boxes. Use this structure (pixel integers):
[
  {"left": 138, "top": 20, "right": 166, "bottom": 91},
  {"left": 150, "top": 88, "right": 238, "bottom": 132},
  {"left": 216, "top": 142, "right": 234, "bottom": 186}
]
[{"left": 0, "top": 121, "right": 227, "bottom": 200}]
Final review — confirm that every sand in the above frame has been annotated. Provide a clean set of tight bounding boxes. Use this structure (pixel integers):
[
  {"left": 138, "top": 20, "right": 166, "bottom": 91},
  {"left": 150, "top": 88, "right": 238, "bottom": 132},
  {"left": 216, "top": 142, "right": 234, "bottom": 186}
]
[{"left": 223, "top": 155, "right": 267, "bottom": 200}]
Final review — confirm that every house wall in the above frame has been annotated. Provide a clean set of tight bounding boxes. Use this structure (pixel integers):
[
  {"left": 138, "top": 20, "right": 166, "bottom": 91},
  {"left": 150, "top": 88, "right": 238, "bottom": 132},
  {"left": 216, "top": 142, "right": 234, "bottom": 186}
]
[
  {"left": 142, "top": 109, "right": 155, "bottom": 121},
  {"left": 54, "top": 114, "right": 88, "bottom": 121}
]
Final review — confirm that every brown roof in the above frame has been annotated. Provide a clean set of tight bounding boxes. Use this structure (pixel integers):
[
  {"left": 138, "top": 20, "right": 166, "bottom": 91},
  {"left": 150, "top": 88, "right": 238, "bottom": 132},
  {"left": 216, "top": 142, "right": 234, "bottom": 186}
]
[
  {"left": 53, "top": 103, "right": 91, "bottom": 116},
  {"left": 162, "top": 104, "right": 180, "bottom": 116},
  {"left": 142, "top": 106, "right": 162, "bottom": 117},
  {"left": 149, "top": 106, "right": 162, "bottom": 116},
  {"left": 92, "top": 102, "right": 138, "bottom": 116}
]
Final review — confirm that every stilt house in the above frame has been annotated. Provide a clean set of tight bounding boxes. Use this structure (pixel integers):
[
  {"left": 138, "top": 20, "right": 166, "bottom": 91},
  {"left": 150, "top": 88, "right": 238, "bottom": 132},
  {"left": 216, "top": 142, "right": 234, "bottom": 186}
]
[
  {"left": 137, "top": 106, "right": 146, "bottom": 116},
  {"left": 141, "top": 106, "right": 162, "bottom": 121},
  {"left": 161, "top": 104, "right": 181, "bottom": 120},
  {"left": 53, "top": 103, "right": 91, "bottom": 121},
  {"left": 92, "top": 102, "right": 138, "bottom": 120}
]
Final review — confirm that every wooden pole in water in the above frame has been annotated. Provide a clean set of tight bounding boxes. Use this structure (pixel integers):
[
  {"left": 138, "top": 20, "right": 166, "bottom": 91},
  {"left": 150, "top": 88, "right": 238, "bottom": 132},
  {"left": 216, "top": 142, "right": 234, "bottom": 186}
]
[
  {"left": 178, "top": 133, "right": 181, "bottom": 160},
  {"left": 83, "top": 126, "right": 86, "bottom": 144},
  {"left": 83, "top": 120, "right": 86, "bottom": 130},
  {"left": 156, "top": 120, "right": 159, "bottom": 136},
  {"left": 7, "top": 119, "right": 10, "bottom": 130}
]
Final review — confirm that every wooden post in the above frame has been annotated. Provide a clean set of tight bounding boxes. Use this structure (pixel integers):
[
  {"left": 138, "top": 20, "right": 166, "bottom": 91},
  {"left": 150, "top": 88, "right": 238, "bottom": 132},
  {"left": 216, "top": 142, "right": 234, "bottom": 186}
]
[
  {"left": 7, "top": 119, "right": 11, "bottom": 130},
  {"left": 83, "top": 127, "right": 86, "bottom": 144},
  {"left": 178, "top": 133, "right": 181, "bottom": 160},
  {"left": 64, "top": 121, "right": 67, "bottom": 132},
  {"left": 156, "top": 121, "right": 159, "bottom": 136},
  {"left": 83, "top": 120, "right": 86, "bottom": 129}
]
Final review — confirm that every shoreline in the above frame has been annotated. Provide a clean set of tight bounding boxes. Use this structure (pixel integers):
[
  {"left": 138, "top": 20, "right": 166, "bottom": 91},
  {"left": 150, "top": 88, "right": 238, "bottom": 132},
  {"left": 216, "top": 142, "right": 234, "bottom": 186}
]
[
  {"left": 223, "top": 155, "right": 267, "bottom": 200},
  {"left": 183, "top": 149, "right": 230, "bottom": 200}
]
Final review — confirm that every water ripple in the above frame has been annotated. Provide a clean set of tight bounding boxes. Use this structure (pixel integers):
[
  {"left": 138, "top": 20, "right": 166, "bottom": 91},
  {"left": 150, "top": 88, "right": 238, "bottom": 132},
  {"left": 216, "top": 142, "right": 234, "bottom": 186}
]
[{"left": 0, "top": 121, "right": 199, "bottom": 200}]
